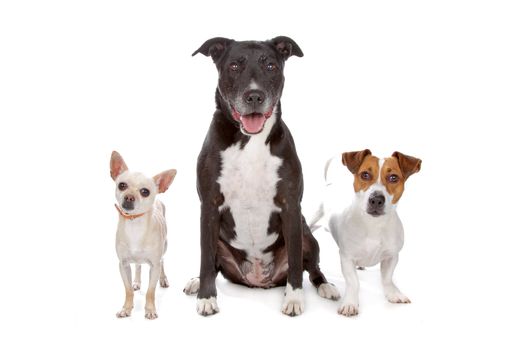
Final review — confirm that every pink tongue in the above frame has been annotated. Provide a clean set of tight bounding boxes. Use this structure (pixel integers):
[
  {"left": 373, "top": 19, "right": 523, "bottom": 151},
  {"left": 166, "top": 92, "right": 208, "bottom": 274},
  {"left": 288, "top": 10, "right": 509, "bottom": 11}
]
[{"left": 240, "top": 114, "right": 265, "bottom": 134}]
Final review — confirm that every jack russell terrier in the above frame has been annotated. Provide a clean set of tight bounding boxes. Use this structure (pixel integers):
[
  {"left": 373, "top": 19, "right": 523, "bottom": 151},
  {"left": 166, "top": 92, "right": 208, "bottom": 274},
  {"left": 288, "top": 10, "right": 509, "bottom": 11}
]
[
  {"left": 310, "top": 149, "right": 421, "bottom": 316},
  {"left": 110, "top": 151, "right": 176, "bottom": 320}
]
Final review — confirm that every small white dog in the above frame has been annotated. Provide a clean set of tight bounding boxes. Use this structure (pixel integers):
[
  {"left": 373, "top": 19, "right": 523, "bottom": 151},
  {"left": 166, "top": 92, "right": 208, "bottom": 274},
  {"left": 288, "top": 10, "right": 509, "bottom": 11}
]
[
  {"left": 110, "top": 151, "right": 176, "bottom": 320},
  {"left": 310, "top": 149, "right": 421, "bottom": 316}
]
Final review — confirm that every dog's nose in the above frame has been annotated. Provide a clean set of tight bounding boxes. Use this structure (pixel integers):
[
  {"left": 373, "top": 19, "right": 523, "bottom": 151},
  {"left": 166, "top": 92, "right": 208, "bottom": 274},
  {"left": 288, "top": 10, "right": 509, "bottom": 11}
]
[
  {"left": 243, "top": 89, "right": 265, "bottom": 105},
  {"left": 124, "top": 195, "right": 135, "bottom": 203},
  {"left": 368, "top": 192, "right": 385, "bottom": 209}
]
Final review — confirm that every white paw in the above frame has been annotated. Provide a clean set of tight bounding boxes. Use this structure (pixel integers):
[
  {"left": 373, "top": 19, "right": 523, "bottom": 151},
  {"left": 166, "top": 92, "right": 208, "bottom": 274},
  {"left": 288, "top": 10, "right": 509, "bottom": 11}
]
[
  {"left": 197, "top": 297, "right": 219, "bottom": 316},
  {"left": 132, "top": 282, "right": 141, "bottom": 291},
  {"left": 338, "top": 303, "right": 359, "bottom": 317},
  {"left": 183, "top": 277, "right": 200, "bottom": 295},
  {"left": 159, "top": 277, "right": 169, "bottom": 288},
  {"left": 145, "top": 309, "right": 158, "bottom": 320},
  {"left": 281, "top": 283, "right": 304, "bottom": 317},
  {"left": 317, "top": 283, "right": 340, "bottom": 300},
  {"left": 386, "top": 292, "right": 411, "bottom": 304},
  {"left": 116, "top": 308, "right": 132, "bottom": 318}
]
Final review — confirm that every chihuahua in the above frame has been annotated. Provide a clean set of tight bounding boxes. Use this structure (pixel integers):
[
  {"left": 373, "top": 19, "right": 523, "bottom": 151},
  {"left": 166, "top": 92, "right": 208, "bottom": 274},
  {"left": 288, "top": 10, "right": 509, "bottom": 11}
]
[{"left": 110, "top": 151, "right": 176, "bottom": 320}]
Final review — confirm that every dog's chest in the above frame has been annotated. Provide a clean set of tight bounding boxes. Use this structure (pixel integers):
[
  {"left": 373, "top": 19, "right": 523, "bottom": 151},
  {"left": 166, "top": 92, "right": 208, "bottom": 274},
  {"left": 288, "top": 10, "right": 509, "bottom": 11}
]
[{"left": 217, "top": 138, "right": 283, "bottom": 261}]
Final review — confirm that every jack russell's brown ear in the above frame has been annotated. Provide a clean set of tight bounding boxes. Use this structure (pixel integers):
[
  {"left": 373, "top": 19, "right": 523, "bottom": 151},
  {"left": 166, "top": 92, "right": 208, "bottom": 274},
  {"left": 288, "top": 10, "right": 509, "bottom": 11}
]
[
  {"left": 391, "top": 151, "right": 422, "bottom": 180},
  {"left": 110, "top": 151, "right": 128, "bottom": 180},
  {"left": 342, "top": 149, "right": 371, "bottom": 174}
]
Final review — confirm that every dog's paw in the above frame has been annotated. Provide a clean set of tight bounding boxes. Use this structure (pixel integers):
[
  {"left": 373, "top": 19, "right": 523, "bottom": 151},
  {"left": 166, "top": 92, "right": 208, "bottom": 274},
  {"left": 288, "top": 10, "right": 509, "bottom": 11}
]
[
  {"left": 145, "top": 309, "right": 158, "bottom": 320},
  {"left": 281, "top": 284, "right": 304, "bottom": 317},
  {"left": 183, "top": 277, "right": 200, "bottom": 295},
  {"left": 116, "top": 308, "right": 132, "bottom": 318},
  {"left": 317, "top": 283, "right": 340, "bottom": 300},
  {"left": 338, "top": 303, "right": 359, "bottom": 317},
  {"left": 159, "top": 277, "right": 169, "bottom": 288},
  {"left": 386, "top": 292, "right": 411, "bottom": 304},
  {"left": 132, "top": 282, "right": 141, "bottom": 291},
  {"left": 196, "top": 297, "right": 219, "bottom": 316}
]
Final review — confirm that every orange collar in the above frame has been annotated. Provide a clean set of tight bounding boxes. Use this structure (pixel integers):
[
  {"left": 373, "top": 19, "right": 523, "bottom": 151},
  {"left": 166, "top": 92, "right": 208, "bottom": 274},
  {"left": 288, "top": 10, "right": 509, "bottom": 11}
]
[{"left": 115, "top": 204, "right": 146, "bottom": 220}]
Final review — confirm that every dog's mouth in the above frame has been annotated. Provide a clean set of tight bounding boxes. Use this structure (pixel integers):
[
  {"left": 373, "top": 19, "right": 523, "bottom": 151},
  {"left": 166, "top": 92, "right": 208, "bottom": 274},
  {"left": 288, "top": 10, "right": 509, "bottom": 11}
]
[
  {"left": 231, "top": 107, "right": 274, "bottom": 135},
  {"left": 366, "top": 209, "right": 384, "bottom": 217}
]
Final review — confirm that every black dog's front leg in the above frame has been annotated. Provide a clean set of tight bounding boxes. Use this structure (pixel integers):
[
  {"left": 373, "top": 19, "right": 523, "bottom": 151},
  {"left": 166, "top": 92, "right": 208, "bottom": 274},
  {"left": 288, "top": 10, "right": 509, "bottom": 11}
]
[
  {"left": 280, "top": 200, "right": 305, "bottom": 316},
  {"left": 196, "top": 201, "right": 221, "bottom": 316}
]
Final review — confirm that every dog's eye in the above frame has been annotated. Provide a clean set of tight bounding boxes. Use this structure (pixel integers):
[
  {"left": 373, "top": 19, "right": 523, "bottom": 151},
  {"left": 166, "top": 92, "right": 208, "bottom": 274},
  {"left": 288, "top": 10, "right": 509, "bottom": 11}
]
[
  {"left": 360, "top": 172, "right": 371, "bottom": 181},
  {"left": 140, "top": 188, "right": 150, "bottom": 197},
  {"left": 266, "top": 63, "right": 276, "bottom": 71},
  {"left": 387, "top": 174, "right": 399, "bottom": 183},
  {"left": 118, "top": 182, "right": 127, "bottom": 191},
  {"left": 229, "top": 62, "right": 239, "bottom": 71}
]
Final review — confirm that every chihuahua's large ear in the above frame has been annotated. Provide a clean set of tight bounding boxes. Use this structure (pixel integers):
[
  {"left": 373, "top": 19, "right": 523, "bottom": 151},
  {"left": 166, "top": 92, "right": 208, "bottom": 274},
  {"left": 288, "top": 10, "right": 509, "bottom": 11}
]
[
  {"left": 154, "top": 169, "right": 177, "bottom": 194},
  {"left": 110, "top": 151, "right": 128, "bottom": 180},
  {"left": 270, "top": 36, "right": 304, "bottom": 60},
  {"left": 392, "top": 151, "right": 422, "bottom": 180},
  {"left": 342, "top": 149, "right": 371, "bottom": 174},
  {"left": 192, "top": 37, "right": 234, "bottom": 63}
]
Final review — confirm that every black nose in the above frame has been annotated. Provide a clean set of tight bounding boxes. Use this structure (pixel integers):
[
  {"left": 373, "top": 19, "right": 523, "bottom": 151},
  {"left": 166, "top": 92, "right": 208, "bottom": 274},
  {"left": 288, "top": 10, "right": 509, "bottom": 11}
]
[
  {"left": 243, "top": 89, "right": 265, "bottom": 105},
  {"left": 368, "top": 192, "right": 385, "bottom": 209},
  {"left": 122, "top": 195, "right": 135, "bottom": 210}
]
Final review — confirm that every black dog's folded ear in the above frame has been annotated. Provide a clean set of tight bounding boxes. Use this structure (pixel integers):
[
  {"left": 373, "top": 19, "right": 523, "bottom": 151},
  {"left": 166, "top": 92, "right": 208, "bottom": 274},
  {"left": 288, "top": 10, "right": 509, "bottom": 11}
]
[
  {"left": 270, "top": 36, "right": 304, "bottom": 60},
  {"left": 192, "top": 37, "right": 234, "bottom": 63}
]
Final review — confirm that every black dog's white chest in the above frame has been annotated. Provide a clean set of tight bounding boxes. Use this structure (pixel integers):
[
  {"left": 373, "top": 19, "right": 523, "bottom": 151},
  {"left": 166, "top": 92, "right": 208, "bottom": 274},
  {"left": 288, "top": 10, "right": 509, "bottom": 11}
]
[{"left": 217, "top": 135, "right": 282, "bottom": 262}]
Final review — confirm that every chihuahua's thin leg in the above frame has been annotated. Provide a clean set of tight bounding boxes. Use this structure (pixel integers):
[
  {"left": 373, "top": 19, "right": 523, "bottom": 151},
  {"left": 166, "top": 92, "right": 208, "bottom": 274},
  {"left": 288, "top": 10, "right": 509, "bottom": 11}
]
[
  {"left": 116, "top": 262, "right": 133, "bottom": 318},
  {"left": 132, "top": 264, "right": 141, "bottom": 291},
  {"left": 159, "top": 260, "right": 169, "bottom": 288},
  {"left": 144, "top": 264, "right": 161, "bottom": 319}
]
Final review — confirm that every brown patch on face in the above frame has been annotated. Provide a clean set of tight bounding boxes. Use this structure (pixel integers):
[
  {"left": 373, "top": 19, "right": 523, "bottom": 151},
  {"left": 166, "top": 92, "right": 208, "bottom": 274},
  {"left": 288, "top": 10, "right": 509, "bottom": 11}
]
[
  {"left": 381, "top": 153, "right": 421, "bottom": 204},
  {"left": 353, "top": 155, "right": 380, "bottom": 193},
  {"left": 381, "top": 157, "right": 405, "bottom": 204}
]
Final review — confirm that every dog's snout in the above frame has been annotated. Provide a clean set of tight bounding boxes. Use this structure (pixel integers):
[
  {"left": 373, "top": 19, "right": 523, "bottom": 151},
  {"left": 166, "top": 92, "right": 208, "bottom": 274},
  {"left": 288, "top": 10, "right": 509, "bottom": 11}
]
[
  {"left": 368, "top": 192, "right": 385, "bottom": 209},
  {"left": 122, "top": 195, "right": 135, "bottom": 210},
  {"left": 243, "top": 89, "right": 265, "bottom": 105}
]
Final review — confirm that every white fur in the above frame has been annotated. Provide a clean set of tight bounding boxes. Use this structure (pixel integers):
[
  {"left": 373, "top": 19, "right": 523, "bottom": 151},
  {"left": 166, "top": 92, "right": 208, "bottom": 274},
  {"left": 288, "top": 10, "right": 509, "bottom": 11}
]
[
  {"left": 217, "top": 114, "right": 282, "bottom": 266},
  {"left": 317, "top": 283, "right": 340, "bottom": 300},
  {"left": 249, "top": 79, "right": 260, "bottom": 90},
  {"left": 311, "top": 155, "right": 409, "bottom": 316},
  {"left": 197, "top": 297, "right": 219, "bottom": 316},
  {"left": 183, "top": 277, "right": 200, "bottom": 295},
  {"left": 281, "top": 283, "right": 304, "bottom": 316}
]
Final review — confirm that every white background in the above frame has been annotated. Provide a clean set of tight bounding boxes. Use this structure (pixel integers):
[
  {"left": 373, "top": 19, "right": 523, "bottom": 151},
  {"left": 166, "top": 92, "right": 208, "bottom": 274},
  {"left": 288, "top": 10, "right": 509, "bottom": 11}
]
[{"left": 1, "top": 0, "right": 524, "bottom": 349}]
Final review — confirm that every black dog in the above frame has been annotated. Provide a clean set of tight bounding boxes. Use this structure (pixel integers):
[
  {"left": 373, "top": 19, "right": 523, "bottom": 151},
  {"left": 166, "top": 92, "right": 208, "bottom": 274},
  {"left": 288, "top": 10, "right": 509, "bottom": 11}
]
[{"left": 183, "top": 36, "right": 340, "bottom": 316}]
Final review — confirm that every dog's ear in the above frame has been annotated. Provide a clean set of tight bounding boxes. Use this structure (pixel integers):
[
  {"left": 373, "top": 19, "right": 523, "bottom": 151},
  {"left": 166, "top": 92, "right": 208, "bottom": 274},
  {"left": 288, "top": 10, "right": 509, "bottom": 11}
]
[
  {"left": 110, "top": 151, "right": 128, "bottom": 180},
  {"left": 154, "top": 169, "right": 177, "bottom": 194},
  {"left": 192, "top": 37, "right": 234, "bottom": 63},
  {"left": 392, "top": 151, "right": 422, "bottom": 180},
  {"left": 270, "top": 36, "right": 304, "bottom": 60},
  {"left": 342, "top": 149, "right": 371, "bottom": 174}
]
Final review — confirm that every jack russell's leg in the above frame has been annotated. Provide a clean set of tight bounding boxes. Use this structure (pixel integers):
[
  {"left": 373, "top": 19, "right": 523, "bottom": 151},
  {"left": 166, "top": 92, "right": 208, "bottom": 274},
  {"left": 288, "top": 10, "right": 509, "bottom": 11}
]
[
  {"left": 381, "top": 254, "right": 411, "bottom": 303},
  {"left": 338, "top": 253, "right": 360, "bottom": 316},
  {"left": 116, "top": 262, "right": 133, "bottom": 318}
]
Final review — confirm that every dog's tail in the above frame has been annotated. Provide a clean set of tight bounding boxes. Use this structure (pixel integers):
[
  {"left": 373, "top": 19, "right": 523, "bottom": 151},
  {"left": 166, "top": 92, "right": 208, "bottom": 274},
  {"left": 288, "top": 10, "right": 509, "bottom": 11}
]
[
  {"left": 309, "top": 156, "right": 336, "bottom": 231},
  {"left": 308, "top": 202, "right": 325, "bottom": 232},
  {"left": 324, "top": 156, "right": 342, "bottom": 185}
]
